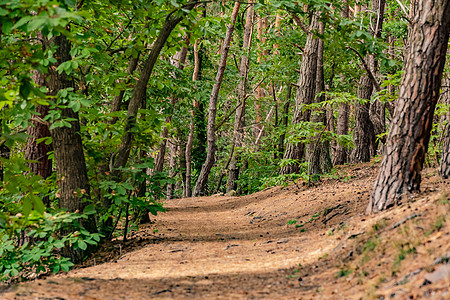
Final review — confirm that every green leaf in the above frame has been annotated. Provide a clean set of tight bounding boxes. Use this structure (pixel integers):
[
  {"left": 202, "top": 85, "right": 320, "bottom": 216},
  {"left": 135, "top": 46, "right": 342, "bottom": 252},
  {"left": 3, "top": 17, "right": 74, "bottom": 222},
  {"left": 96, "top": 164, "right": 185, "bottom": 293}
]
[{"left": 77, "top": 240, "right": 87, "bottom": 250}]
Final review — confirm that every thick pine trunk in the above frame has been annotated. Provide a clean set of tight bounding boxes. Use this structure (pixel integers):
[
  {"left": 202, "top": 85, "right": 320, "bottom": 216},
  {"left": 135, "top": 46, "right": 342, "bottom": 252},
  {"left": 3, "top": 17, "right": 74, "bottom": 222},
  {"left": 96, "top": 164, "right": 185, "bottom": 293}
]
[
  {"left": 280, "top": 13, "right": 320, "bottom": 175},
  {"left": 193, "top": 2, "right": 240, "bottom": 196},
  {"left": 306, "top": 22, "right": 332, "bottom": 177},
  {"left": 352, "top": 74, "right": 376, "bottom": 162},
  {"left": 226, "top": 5, "right": 254, "bottom": 193},
  {"left": 369, "top": 0, "right": 450, "bottom": 213}
]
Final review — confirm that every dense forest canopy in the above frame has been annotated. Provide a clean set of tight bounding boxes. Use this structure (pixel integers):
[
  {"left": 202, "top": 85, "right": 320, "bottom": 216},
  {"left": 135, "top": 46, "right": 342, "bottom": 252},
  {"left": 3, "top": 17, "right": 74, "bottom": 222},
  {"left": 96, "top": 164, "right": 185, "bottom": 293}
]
[{"left": 0, "top": 0, "right": 449, "bottom": 281}]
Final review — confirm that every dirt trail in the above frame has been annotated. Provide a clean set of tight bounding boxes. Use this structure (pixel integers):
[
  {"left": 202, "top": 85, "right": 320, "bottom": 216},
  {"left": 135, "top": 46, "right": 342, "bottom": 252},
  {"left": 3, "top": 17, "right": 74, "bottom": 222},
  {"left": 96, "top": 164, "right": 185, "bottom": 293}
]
[{"left": 1, "top": 163, "right": 449, "bottom": 299}]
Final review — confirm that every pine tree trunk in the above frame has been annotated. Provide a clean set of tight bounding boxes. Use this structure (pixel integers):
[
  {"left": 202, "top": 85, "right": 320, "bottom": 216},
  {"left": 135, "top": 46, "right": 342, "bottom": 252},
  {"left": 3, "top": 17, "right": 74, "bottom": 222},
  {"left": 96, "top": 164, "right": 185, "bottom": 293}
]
[
  {"left": 226, "top": 4, "right": 254, "bottom": 193},
  {"left": 439, "top": 65, "right": 450, "bottom": 177},
  {"left": 277, "top": 85, "right": 292, "bottom": 159},
  {"left": 193, "top": 2, "right": 240, "bottom": 196},
  {"left": 306, "top": 21, "right": 332, "bottom": 177},
  {"left": 352, "top": 74, "right": 376, "bottom": 162},
  {"left": 352, "top": 0, "right": 386, "bottom": 163},
  {"left": 369, "top": 0, "right": 450, "bottom": 213},
  {"left": 254, "top": 15, "right": 268, "bottom": 141},
  {"left": 333, "top": 0, "right": 350, "bottom": 166},
  {"left": 280, "top": 13, "right": 320, "bottom": 175}
]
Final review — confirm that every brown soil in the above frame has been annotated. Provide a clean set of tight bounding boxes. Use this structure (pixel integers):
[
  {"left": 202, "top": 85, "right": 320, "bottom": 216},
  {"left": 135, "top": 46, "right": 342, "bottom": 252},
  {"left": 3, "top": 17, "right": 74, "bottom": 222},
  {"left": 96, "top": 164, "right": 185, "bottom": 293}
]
[{"left": 1, "top": 162, "right": 449, "bottom": 299}]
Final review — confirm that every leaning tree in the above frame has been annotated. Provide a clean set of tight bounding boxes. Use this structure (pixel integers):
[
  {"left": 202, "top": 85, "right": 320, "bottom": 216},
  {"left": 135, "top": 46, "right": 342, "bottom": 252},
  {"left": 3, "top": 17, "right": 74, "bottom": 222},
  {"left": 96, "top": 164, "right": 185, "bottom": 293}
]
[{"left": 368, "top": 0, "right": 450, "bottom": 213}]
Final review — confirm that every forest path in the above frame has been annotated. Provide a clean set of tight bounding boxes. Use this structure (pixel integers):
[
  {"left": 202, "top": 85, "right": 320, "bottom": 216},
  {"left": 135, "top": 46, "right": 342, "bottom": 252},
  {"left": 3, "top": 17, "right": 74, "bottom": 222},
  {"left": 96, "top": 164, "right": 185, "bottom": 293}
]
[{"left": 2, "top": 163, "right": 450, "bottom": 299}]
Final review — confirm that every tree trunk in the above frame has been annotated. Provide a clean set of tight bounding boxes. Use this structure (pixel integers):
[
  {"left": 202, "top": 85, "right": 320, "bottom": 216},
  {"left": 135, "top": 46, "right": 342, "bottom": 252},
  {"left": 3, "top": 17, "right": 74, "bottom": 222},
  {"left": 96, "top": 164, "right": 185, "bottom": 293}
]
[
  {"left": 112, "top": 4, "right": 196, "bottom": 175},
  {"left": 306, "top": 21, "right": 332, "bottom": 177},
  {"left": 254, "top": 15, "right": 268, "bottom": 141},
  {"left": 352, "top": 0, "right": 386, "bottom": 162},
  {"left": 26, "top": 70, "right": 52, "bottom": 206},
  {"left": 193, "top": 2, "right": 240, "bottom": 196},
  {"left": 154, "top": 39, "right": 189, "bottom": 174},
  {"left": 110, "top": 55, "right": 140, "bottom": 123},
  {"left": 333, "top": 0, "right": 350, "bottom": 166},
  {"left": 369, "top": 0, "right": 450, "bottom": 213},
  {"left": 166, "top": 139, "right": 178, "bottom": 199},
  {"left": 280, "top": 13, "right": 320, "bottom": 175},
  {"left": 48, "top": 34, "right": 95, "bottom": 262},
  {"left": 352, "top": 74, "right": 376, "bottom": 162},
  {"left": 226, "top": 4, "right": 254, "bottom": 193},
  {"left": 439, "top": 62, "right": 450, "bottom": 177},
  {"left": 277, "top": 85, "right": 292, "bottom": 159}
]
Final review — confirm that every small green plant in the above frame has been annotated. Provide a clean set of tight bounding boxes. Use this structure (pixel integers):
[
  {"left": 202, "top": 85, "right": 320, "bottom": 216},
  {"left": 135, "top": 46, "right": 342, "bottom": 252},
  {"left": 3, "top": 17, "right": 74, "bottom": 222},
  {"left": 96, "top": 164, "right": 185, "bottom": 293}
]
[
  {"left": 287, "top": 220, "right": 297, "bottom": 225},
  {"left": 0, "top": 210, "right": 102, "bottom": 282},
  {"left": 336, "top": 267, "right": 353, "bottom": 278}
]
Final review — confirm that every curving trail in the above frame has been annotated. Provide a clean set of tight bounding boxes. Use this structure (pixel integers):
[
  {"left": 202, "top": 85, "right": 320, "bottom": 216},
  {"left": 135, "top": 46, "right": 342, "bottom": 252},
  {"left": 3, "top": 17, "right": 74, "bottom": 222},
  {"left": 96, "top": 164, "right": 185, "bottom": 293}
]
[{"left": 2, "top": 164, "right": 449, "bottom": 299}]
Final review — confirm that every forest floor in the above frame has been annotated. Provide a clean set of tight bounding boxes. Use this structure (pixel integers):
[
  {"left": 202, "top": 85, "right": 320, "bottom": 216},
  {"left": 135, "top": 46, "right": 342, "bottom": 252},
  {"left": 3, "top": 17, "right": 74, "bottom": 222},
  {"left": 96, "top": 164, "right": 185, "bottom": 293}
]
[{"left": 1, "top": 161, "right": 449, "bottom": 299}]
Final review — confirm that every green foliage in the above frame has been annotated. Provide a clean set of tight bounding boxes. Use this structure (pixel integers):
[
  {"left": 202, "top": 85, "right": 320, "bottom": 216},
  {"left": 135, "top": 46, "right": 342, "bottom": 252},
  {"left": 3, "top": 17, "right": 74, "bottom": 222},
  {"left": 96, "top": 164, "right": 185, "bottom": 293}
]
[{"left": 0, "top": 210, "right": 102, "bottom": 282}]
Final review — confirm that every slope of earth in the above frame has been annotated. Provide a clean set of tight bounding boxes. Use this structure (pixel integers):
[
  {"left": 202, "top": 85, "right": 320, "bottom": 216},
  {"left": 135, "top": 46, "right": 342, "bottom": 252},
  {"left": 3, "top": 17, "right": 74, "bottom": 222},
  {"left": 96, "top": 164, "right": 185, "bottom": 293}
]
[{"left": 1, "top": 162, "right": 449, "bottom": 299}]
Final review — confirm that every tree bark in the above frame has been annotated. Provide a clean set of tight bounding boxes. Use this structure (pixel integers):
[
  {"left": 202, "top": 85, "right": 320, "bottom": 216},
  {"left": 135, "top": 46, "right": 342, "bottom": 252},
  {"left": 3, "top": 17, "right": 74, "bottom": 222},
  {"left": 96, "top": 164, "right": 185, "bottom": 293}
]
[
  {"left": 48, "top": 34, "right": 95, "bottom": 262},
  {"left": 351, "top": 0, "right": 386, "bottom": 162},
  {"left": 26, "top": 69, "right": 52, "bottom": 206},
  {"left": 368, "top": 0, "right": 450, "bottom": 213},
  {"left": 280, "top": 13, "right": 320, "bottom": 175},
  {"left": 306, "top": 21, "right": 332, "bottom": 177},
  {"left": 185, "top": 40, "right": 202, "bottom": 197},
  {"left": 333, "top": 0, "right": 350, "bottom": 166},
  {"left": 439, "top": 62, "right": 450, "bottom": 177},
  {"left": 226, "top": 4, "right": 254, "bottom": 193},
  {"left": 112, "top": 5, "right": 196, "bottom": 175},
  {"left": 193, "top": 2, "right": 240, "bottom": 196},
  {"left": 254, "top": 15, "right": 268, "bottom": 141},
  {"left": 352, "top": 74, "right": 376, "bottom": 162}
]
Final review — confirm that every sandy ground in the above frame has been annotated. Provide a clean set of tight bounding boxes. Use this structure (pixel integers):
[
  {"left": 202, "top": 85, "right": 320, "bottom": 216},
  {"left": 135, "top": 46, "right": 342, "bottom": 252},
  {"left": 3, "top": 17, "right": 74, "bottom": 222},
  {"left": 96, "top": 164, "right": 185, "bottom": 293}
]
[{"left": 1, "top": 163, "right": 449, "bottom": 299}]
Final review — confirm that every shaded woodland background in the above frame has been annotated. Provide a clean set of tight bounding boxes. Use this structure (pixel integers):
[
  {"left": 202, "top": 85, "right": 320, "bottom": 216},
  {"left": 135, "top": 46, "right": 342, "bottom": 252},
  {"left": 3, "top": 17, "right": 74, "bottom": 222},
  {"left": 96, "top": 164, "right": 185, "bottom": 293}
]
[{"left": 0, "top": 0, "right": 449, "bottom": 282}]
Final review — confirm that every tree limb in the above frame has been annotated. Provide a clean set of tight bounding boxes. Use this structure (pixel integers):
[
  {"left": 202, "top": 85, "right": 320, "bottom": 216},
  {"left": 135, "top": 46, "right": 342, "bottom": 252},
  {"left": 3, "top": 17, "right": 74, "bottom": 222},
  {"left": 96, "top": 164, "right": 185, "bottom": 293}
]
[{"left": 347, "top": 46, "right": 382, "bottom": 92}]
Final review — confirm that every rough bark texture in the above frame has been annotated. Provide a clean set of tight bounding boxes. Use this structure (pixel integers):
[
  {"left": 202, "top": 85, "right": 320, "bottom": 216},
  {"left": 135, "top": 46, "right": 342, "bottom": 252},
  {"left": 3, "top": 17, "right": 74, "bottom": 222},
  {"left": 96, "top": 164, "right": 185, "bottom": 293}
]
[
  {"left": 439, "top": 67, "right": 450, "bottom": 177},
  {"left": 306, "top": 22, "right": 332, "bottom": 177},
  {"left": 352, "top": 0, "right": 386, "bottom": 163},
  {"left": 25, "top": 104, "right": 52, "bottom": 204},
  {"left": 48, "top": 34, "right": 96, "bottom": 261},
  {"left": 193, "top": 2, "right": 240, "bottom": 196},
  {"left": 352, "top": 74, "right": 376, "bottom": 162},
  {"left": 226, "top": 5, "right": 254, "bottom": 193},
  {"left": 333, "top": 0, "right": 350, "bottom": 166},
  {"left": 254, "top": 15, "right": 268, "bottom": 140},
  {"left": 280, "top": 13, "right": 320, "bottom": 175},
  {"left": 48, "top": 35, "right": 91, "bottom": 216},
  {"left": 369, "top": 0, "right": 450, "bottom": 213},
  {"left": 277, "top": 85, "right": 292, "bottom": 159}
]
